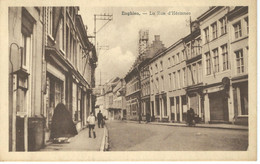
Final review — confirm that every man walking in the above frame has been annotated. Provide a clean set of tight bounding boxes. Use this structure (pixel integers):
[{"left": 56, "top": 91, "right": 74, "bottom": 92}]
[
  {"left": 97, "top": 110, "right": 104, "bottom": 128},
  {"left": 87, "top": 112, "right": 96, "bottom": 138}
]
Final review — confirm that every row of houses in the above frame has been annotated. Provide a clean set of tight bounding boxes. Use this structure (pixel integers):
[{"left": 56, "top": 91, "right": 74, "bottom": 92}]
[
  {"left": 9, "top": 7, "right": 97, "bottom": 151},
  {"left": 124, "top": 6, "right": 248, "bottom": 125},
  {"left": 95, "top": 77, "right": 126, "bottom": 120}
]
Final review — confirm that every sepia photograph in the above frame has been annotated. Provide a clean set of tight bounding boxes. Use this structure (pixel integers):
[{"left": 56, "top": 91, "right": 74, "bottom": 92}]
[{"left": 0, "top": 0, "right": 257, "bottom": 161}]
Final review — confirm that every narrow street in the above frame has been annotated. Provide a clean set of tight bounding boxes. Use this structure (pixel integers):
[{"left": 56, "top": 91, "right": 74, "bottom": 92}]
[{"left": 106, "top": 121, "right": 248, "bottom": 151}]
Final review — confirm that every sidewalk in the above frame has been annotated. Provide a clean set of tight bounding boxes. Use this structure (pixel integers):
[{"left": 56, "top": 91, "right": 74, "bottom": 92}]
[
  {"left": 125, "top": 120, "right": 248, "bottom": 131},
  {"left": 40, "top": 124, "right": 105, "bottom": 151}
]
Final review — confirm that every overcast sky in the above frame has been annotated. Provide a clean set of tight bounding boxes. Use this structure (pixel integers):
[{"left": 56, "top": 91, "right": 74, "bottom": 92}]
[{"left": 78, "top": 6, "right": 209, "bottom": 86}]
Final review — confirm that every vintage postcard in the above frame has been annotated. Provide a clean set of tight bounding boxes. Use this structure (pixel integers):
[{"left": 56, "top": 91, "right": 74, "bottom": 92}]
[{"left": 0, "top": 0, "right": 257, "bottom": 161}]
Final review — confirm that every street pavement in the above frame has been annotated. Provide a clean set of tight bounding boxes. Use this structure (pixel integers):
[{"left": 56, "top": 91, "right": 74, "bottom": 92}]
[
  {"left": 106, "top": 120, "right": 248, "bottom": 151},
  {"left": 40, "top": 124, "right": 104, "bottom": 151}
]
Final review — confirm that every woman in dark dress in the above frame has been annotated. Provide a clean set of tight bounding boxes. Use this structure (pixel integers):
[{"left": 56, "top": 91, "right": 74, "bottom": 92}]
[{"left": 50, "top": 103, "right": 78, "bottom": 139}]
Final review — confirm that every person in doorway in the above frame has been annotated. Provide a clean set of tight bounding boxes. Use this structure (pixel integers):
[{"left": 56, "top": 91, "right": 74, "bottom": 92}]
[
  {"left": 50, "top": 103, "right": 78, "bottom": 140},
  {"left": 97, "top": 110, "right": 104, "bottom": 128},
  {"left": 87, "top": 112, "right": 96, "bottom": 138},
  {"left": 146, "top": 112, "right": 151, "bottom": 123},
  {"left": 187, "top": 108, "right": 195, "bottom": 126},
  {"left": 139, "top": 114, "right": 142, "bottom": 123}
]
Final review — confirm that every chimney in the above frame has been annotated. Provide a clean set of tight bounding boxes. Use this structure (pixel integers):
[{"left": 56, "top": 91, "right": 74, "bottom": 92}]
[{"left": 155, "top": 35, "right": 160, "bottom": 41}]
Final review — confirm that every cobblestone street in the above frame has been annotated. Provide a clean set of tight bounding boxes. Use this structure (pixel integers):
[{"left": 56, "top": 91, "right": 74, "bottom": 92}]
[{"left": 107, "top": 121, "right": 248, "bottom": 151}]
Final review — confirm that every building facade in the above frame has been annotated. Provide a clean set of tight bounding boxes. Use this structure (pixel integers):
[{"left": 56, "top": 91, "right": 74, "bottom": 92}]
[
  {"left": 9, "top": 7, "right": 97, "bottom": 151},
  {"left": 228, "top": 7, "right": 248, "bottom": 125},
  {"left": 9, "top": 7, "right": 44, "bottom": 152},
  {"left": 130, "top": 6, "right": 249, "bottom": 125},
  {"left": 183, "top": 21, "right": 204, "bottom": 123},
  {"left": 198, "top": 7, "right": 231, "bottom": 123}
]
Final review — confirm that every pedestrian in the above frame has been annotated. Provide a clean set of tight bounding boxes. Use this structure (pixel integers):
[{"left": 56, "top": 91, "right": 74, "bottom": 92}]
[
  {"left": 187, "top": 108, "right": 195, "bottom": 126},
  {"left": 139, "top": 114, "right": 142, "bottom": 123},
  {"left": 50, "top": 103, "right": 77, "bottom": 140},
  {"left": 87, "top": 112, "right": 96, "bottom": 138},
  {"left": 97, "top": 110, "right": 104, "bottom": 128},
  {"left": 147, "top": 112, "right": 151, "bottom": 123},
  {"left": 190, "top": 108, "right": 195, "bottom": 126}
]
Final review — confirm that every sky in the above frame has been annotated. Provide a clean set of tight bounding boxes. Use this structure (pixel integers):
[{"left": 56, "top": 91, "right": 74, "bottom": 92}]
[{"left": 78, "top": 6, "right": 210, "bottom": 86}]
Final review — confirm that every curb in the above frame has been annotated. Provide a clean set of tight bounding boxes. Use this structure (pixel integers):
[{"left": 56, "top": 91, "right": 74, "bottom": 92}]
[
  {"left": 100, "top": 125, "right": 109, "bottom": 151},
  {"left": 125, "top": 121, "right": 248, "bottom": 131}
]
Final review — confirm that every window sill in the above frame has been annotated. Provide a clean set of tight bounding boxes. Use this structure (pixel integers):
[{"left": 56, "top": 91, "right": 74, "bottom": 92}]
[
  {"left": 231, "top": 35, "right": 248, "bottom": 44},
  {"left": 237, "top": 115, "right": 248, "bottom": 118},
  {"left": 219, "top": 33, "right": 227, "bottom": 38}
]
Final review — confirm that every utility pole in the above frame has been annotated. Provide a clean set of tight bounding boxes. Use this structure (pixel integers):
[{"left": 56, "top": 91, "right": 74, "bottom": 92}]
[{"left": 94, "top": 14, "right": 113, "bottom": 49}]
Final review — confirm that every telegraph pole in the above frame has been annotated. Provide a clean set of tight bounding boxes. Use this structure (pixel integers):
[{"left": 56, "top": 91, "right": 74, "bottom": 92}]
[{"left": 94, "top": 14, "right": 113, "bottom": 49}]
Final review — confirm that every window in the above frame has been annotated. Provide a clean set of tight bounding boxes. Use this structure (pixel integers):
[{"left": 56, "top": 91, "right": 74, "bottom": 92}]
[
  {"left": 59, "top": 18, "right": 64, "bottom": 51},
  {"left": 176, "top": 53, "right": 179, "bottom": 63},
  {"left": 21, "top": 8, "right": 34, "bottom": 70},
  {"left": 188, "top": 66, "right": 192, "bottom": 85},
  {"left": 198, "top": 62, "right": 202, "bottom": 83},
  {"left": 21, "top": 34, "right": 31, "bottom": 69},
  {"left": 150, "top": 67, "right": 153, "bottom": 75},
  {"left": 161, "top": 76, "right": 164, "bottom": 91},
  {"left": 160, "top": 61, "right": 163, "bottom": 71},
  {"left": 233, "top": 21, "right": 242, "bottom": 39},
  {"left": 204, "top": 27, "right": 209, "bottom": 43},
  {"left": 156, "top": 78, "right": 159, "bottom": 92},
  {"left": 172, "top": 56, "right": 175, "bottom": 65},
  {"left": 186, "top": 43, "right": 190, "bottom": 58},
  {"left": 213, "top": 48, "right": 219, "bottom": 73},
  {"left": 180, "top": 70, "right": 183, "bottom": 88},
  {"left": 172, "top": 72, "right": 176, "bottom": 89},
  {"left": 168, "top": 57, "right": 171, "bottom": 67},
  {"left": 47, "top": 7, "right": 53, "bottom": 36},
  {"left": 192, "top": 64, "right": 196, "bottom": 84},
  {"left": 221, "top": 44, "right": 229, "bottom": 71},
  {"left": 235, "top": 50, "right": 244, "bottom": 74},
  {"left": 169, "top": 73, "right": 172, "bottom": 89},
  {"left": 155, "top": 64, "right": 158, "bottom": 72},
  {"left": 70, "top": 33, "right": 73, "bottom": 61},
  {"left": 66, "top": 25, "right": 69, "bottom": 56},
  {"left": 177, "top": 70, "right": 181, "bottom": 88},
  {"left": 219, "top": 17, "right": 227, "bottom": 35},
  {"left": 182, "top": 50, "right": 186, "bottom": 61},
  {"left": 205, "top": 52, "right": 211, "bottom": 75},
  {"left": 197, "top": 38, "right": 202, "bottom": 55},
  {"left": 74, "top": 40, "right": 77, "bottom": 66},
  {"left": 245, "top": 17, "right": 249, "bottom": 35},
  {"left": 191, "top": 41, "right": 195, "bottom": 57},
  {"left": 183, "top": 68, "right": 186, "bottom": 87},
  {"left": 211, "top": 22, "right": 218, "bottom": 39}
]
